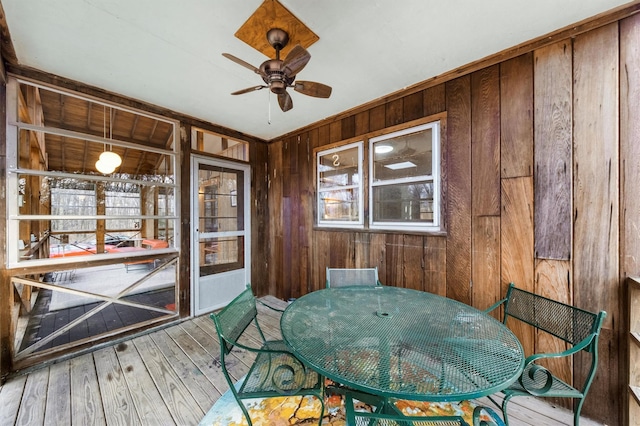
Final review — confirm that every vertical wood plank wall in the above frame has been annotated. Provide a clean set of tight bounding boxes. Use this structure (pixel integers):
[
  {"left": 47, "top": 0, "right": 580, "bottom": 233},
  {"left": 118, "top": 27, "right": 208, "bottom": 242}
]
[
  {"left": 264, "top": 16, "right": 640, "bottom": 424},
  {"left": 573, "top": 23, "right": 620, "bottom": 415},
  {"left": 621, "top": 15, "right": 640, "bottom": 426},
  {"left": 532, "top": 39, "right": 574, "bottom": 394}
]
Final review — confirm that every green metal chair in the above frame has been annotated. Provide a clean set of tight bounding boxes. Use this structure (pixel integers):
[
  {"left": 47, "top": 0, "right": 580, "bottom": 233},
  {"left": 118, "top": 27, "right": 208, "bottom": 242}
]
[
  {"left": 326, "top": 266, "right": 382, "bottom": 287},
  {"left": 344, "top": 392, "right": 505, "bottom": 426},
  {"left": 485, "top": 283, "right": 607, "bottom": 426},
  {"left": 210, "top": 285, "right": 324, "bottom": 426}
]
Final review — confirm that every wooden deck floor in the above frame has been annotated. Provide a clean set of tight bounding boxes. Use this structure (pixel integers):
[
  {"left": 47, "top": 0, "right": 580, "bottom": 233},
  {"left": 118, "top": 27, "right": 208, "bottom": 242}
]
[
  {"left": 0, "top": 296, "right": 605, "bottom": 426},
  {"left": 19, "top": 287, "right": 174, "bottom": 353}
]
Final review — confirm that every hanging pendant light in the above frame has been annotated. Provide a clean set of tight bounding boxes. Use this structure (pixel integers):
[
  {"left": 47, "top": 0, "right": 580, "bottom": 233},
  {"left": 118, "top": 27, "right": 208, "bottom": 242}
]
[
  {"left": 95, "top": 106, "right": 122, "bottom": 174},
  {"left": 95, "top": 158, "right": 114, "bottom": 174},
  {"left": 99, "top": 151, "right": 122, "bottom": 168}
]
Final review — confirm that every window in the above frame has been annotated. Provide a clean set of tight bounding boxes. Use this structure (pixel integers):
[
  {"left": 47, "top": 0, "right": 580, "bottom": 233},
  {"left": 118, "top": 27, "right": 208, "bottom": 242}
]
[
  {"left": 315, "top": 119, "right": 441, "bottom": 232},
  {"left": 192, "top": 127, "right": 250, "bottom": 162},
  {"left": 370, "top": 122, "right": 440, "bottom": 231},
  {"left": 316, "top": 142, "right": 364, "bottom": 228},
  {"left": 6, "top": 78, "right": 179, "bottom": 267}
]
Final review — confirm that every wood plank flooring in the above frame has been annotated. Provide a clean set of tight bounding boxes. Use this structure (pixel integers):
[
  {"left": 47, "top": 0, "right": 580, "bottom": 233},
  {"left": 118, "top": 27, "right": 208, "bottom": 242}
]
[{"left": 0, "top": 296, "right": 605, "bottom": 426}]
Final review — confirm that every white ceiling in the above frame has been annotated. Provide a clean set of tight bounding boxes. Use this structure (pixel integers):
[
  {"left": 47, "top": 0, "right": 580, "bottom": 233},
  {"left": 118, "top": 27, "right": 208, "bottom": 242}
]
[{"left": 2, "top": 0, "right": 632, "bottom": 141}]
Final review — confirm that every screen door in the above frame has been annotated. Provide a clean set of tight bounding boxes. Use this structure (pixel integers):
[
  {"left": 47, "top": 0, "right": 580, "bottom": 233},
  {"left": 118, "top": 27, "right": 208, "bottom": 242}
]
[{"left": 191, "top": 156, "right": 250, "bottom": 315}]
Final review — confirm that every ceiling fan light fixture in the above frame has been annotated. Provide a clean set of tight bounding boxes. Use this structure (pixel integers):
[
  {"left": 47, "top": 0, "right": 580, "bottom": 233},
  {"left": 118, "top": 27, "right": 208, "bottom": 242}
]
[{"left": 269, "top": 80, "right": 287, "bottom": 94}]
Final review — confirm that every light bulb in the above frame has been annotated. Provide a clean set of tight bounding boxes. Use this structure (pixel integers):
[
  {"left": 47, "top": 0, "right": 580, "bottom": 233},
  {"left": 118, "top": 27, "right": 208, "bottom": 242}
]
[
  {"left": 99, "top": 151, "right": 122, "bottom": 168},
  {"left": 95, "top": 159, "right": 116, "bottom": 174}
]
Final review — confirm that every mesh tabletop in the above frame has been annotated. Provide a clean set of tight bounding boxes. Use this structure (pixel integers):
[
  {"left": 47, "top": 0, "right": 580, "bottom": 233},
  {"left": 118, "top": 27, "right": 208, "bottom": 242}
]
[{"left": 280, "top": 286, "right": 524, "bottom": 402}]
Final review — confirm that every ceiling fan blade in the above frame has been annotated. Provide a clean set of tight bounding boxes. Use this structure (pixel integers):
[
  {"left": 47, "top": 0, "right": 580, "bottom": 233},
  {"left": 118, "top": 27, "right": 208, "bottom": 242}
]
[
  {"left": 278, "top": 91, "right": 293, "bottom": 112},
  {"left": 294, "top": 81, "right": 332, "bottom": 98},
  {"left": 282, "top": 45, "right": 311, "bottom": 76},
  {"left": 222, "top": 53, "right": 265, "bottom": 77},
  {"left": 231, "top": 85, "right": 266, "bottom": 95}
]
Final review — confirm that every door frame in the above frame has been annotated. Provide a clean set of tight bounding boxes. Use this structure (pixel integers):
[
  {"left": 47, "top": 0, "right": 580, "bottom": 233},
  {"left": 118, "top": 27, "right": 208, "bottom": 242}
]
[{"left": 190, "top": 154, "right": 251, "bottom": 316}]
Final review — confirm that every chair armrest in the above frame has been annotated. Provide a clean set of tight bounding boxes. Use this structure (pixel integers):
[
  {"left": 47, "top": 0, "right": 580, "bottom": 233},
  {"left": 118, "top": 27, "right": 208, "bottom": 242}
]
[
  {"left": 516, "top": 330, "right": 599, "bottom": 396},
  {"left": 225, "top": 337, "right": 288, "bottom": 355},
  {"left": 484, "top": 297, "right": 507, "bottom": 315},
  {"left": 473, "top": 405, "right": 505, "bottom": 426},
  {"left": 524, "top": 332, "right": 594, "bottom": 366},
  {"left": 517, "top": 343, "right": 586, "bottom": 396}
]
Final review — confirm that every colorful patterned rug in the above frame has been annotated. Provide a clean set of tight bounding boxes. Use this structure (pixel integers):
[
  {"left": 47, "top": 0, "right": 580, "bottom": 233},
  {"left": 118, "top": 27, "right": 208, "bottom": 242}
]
[{"left": 199, "top": 378, "right": 482, "bottom": 426}]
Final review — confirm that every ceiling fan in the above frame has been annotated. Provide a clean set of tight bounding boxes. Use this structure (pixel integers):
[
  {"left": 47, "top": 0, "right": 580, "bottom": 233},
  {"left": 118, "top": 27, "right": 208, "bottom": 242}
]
[{"left": 223, "top": 28, "right": 332, "bottom": 112}]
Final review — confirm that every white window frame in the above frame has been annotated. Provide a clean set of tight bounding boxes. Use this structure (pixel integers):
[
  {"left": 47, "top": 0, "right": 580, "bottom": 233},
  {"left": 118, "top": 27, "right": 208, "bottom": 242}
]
[
  {"left": 316, "top": 141, "right": 364, "bottom": 228},
  {"left": 5, "top": 76, "right": 180, "bottom": 268},
  {"left": 369, "top": 121, "right": 441, "bottom": 232}
]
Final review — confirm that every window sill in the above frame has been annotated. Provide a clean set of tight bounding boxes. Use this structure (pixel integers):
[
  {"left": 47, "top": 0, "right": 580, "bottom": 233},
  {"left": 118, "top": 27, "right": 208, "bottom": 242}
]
[{"left": 313, "top": 225, "right": 446, "bottom": 237}]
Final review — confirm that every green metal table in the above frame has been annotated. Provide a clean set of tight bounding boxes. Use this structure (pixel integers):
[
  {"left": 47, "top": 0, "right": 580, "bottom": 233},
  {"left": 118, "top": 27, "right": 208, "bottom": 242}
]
[{"left": 281, "top": 286, "right": 524, "bottom": 402}]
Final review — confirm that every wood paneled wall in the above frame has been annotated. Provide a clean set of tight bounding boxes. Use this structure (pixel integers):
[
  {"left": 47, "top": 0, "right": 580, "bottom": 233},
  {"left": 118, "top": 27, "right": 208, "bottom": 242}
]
[{"left": 264, "top": 14, "right": 640, "bottom": 424}]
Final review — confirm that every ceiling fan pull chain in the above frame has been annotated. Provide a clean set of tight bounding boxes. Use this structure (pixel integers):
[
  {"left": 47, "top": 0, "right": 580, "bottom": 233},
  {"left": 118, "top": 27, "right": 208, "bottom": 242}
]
[
  {"left": 109, "top": 106, "right": 113, "bottom": 151},
  {"left": 103, "top": 106, "right": 107, "bottom": 152}
]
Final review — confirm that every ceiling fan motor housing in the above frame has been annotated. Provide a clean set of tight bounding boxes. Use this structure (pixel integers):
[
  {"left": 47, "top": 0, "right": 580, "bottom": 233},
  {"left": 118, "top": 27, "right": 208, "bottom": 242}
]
[{"left": 260, "top": 59, "right": 294, "bottom": 94}]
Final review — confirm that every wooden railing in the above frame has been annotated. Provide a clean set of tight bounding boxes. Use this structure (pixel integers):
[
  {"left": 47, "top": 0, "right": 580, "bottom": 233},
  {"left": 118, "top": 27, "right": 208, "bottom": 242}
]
[{"left": 20, "top": 230, "right": 50, "bottom": 260}]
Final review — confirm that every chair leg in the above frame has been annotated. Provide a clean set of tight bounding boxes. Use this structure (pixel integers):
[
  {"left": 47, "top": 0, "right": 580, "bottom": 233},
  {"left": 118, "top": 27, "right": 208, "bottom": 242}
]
[
  {"left": 501, "top": 394, "right": 513, "bottom": 426},
  {"left": 316, "top": 394, "right": 325, "bottom": 426},
  {"left": 574, "top": 397, "right": 584, "bottom": 426},
  {"left": 228, "top": 384, "right": 254, "bottom": 426},
  {"left": 239, "top": 401, "right": 254, "bottom": 426}
]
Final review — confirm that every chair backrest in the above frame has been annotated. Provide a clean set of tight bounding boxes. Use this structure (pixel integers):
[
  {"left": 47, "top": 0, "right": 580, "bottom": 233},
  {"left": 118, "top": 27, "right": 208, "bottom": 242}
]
[
  {"left": 343, "top": 393, "right": 485, "bottom": 426},
  {"left": 326, "top": 267, "right": 380, "bottom": 288},
  {"left": 502, "top": 283, "right": 606, "bottom": 350},
  {"left": 210, "top": 285, "right": 258, "bottom": 355},
  {"left": 342, "top": 392, "right": 503, "bottom": 426},
  {"left": 347, "top": 412, "right": 469, "bottom": 426},
  {"left": 346, "top": 410, "right": 469, "bottom": 426}
]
